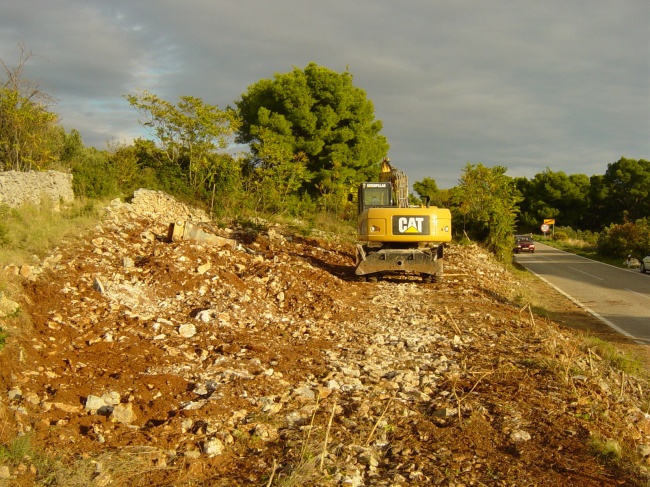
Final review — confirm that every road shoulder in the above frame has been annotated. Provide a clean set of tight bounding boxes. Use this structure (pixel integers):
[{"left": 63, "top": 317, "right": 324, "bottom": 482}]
[{"left": 524, "top": 271, "right": 650, "bottom": 369}]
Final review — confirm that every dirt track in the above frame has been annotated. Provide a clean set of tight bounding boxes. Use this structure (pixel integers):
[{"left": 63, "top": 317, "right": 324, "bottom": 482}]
[{"left": 1, "top": 190, "right": 649, "bottom": 486}]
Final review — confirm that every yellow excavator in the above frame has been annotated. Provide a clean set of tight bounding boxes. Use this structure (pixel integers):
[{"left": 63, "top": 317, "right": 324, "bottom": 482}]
[{"left": 355, "top": 158, "right": 452, "bottom": 282}]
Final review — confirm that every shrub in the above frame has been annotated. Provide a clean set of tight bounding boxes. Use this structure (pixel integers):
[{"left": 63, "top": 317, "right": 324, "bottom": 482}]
[
  {"left": 72, "top": 150, "right": 119, "bottom": 199},
  {"left": 551, "top": 226, "right": 598, "bottom": 244},
  {"left": 597, "top": 218, "right": 650, "bottom": 259}
]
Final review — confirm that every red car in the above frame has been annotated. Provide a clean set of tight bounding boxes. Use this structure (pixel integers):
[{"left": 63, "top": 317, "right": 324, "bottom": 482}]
[{"left": 514, "top": 235, "right": 535, "bottom": 253}]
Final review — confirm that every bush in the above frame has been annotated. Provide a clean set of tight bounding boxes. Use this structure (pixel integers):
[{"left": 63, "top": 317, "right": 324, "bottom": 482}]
[
  {"left": 552, "top": 226, "right": 598, "bottom": 244},
  {"left": 72, "top": 150, "right": 119, "bottom": 199},
  {"left": 597, "top": 218, "right": 650, "bottom": 259}
]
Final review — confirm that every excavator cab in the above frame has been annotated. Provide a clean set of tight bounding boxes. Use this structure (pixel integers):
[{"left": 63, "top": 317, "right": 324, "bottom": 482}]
[{"left": 358, "top": 182, "right": 393, "bottom": 214}]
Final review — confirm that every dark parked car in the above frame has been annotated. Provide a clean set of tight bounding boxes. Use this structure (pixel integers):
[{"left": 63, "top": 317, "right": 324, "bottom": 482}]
[{"left": 513, "top": 235, "right": 535, "bottom": 253}]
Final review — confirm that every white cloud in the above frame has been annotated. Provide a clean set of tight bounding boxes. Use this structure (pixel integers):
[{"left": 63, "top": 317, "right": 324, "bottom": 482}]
[{"left": 1, "top": 0, "right": 647, "bottom": 188}]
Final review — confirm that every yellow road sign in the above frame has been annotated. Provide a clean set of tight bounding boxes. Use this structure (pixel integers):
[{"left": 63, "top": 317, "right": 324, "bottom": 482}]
[{"left": 544, "top": 219, "right": 555, "bottom": 225}]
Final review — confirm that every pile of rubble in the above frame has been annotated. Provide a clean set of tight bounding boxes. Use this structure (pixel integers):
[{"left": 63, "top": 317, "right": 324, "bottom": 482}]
[{"left": 1, "top": 189, "right": 648, "bottom": 486}]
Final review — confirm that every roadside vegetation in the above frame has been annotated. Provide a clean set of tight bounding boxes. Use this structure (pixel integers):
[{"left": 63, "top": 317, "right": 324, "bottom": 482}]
[
  {"left": 0, "top": 198, "right": 101, "bottom": 269},
  {"left": 534, "top": 220, "right": 650, "bottom": 267}
]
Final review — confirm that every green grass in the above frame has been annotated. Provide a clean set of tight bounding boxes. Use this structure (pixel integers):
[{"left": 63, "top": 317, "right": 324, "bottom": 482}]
[
  {"left": 0, "top": 198, "right": 101, "bottom": 270},
  {"left": 588, "top": 435, "right": 623, "bottom": 464},
  {"left": 0, "top": 434, "right": 62, "bottom": 485},
  {"left": 585, "top": 336, "right": 644, "bottom": 376},
  {"left": 0, "top": 433, "right": 33, "bottom": 462}
]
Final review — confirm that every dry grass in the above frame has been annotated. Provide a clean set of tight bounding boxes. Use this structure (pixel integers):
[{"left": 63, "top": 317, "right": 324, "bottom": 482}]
[
  {"left": 0, "top": 436, "right": 173, "bottom": 487},
  {"left": 0, "top": 198, "right": 102, "bottom": 270}
]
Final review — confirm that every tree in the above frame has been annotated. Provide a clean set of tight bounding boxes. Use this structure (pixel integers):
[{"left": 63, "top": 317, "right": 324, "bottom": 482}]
[
  {"left": 452, "top": 163, "right": 521, "bottom": 262},
  {"left": 205, "top": 153, "right": 245, "bottom": 217},
  {"left": 516, "top": 169, "right": 591, "bottom": 230},
  {"left": 564, "top": 173, "right": 591, "bottom": 226},
  {"left": 241, "top": 126, "right": 312, "bottom": 216},
  {"left": 125, "top": 91, "right": 241, "bottom": 189},
  {"left": 413, "top": 177, "right": 438, "bottom": 201},
  {"left": 236, "top": 63, "right": 389, "bottom": 210},
  {"left": 602, "top": 157, "right": 650, "bottom": 225},
  {"left": 71, "top": 147, "right": 116, "bottom": 199},
  {"left": 587, "top": 174, "right": 609, "bottom": 230},
  {"left": 513, "top": 177, "right": 538, "bottom": 229},
  {"left": 61, "top": 128, "right": 85, "bottom": 163},
  {"left": 0, "top": 44, "right": 61, "bottom": 171},
  {"left": 412, "top": 177, "right": 453, "bottom": 208}
]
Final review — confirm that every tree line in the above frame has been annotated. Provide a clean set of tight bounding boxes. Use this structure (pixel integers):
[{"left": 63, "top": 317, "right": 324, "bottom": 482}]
[
  {"left": 412, "top": 159, "right": 650, "bottom": 261},
  {"left": 1, "top": 48, "right": 648, "bottom": 262}
]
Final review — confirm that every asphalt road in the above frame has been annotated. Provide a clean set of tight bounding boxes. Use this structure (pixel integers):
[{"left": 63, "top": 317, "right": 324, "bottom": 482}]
[{"left": 514, "top": 241, "right": 650, "bottom": 345}]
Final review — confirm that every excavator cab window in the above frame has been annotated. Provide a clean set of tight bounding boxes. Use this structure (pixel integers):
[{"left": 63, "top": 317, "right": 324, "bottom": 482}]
[
  {"left": 358, "top": 182, "right": 393, "bottom": 214},
  {"left": 366, "top": 191, "right": 385, "bottom": 206}
]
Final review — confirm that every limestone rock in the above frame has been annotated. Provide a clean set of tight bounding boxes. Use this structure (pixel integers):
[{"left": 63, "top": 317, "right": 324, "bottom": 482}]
[
  {"left": 111, "top": 403, "right": 137, "bottom": 424},
  {"left": 203, "top": 438, "right": 224, "bottom": 456},
  {"left": 178, "top": 323, "right": 197, "bottom": 338}
]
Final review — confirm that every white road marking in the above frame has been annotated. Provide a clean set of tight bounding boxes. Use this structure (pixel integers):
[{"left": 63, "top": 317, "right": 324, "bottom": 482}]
[
  {"left": 625, "top": 289, "right": 650, "bottom": 301},
  {"left": 527, "top": 273, "right": 643, "bottom": 345},
  {"left": 568, "top": 266, "right": 604, "bottom": 281}
]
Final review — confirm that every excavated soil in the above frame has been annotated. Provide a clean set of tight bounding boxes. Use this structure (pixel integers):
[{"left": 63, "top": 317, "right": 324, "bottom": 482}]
[{"left": 1, "top": 190, "right": 649, "bottom": 486}]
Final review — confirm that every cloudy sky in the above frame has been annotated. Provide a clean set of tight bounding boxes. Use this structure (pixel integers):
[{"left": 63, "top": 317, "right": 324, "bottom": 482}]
[{"left": 2, "top": 1, "right": 648, "bottom": 188}]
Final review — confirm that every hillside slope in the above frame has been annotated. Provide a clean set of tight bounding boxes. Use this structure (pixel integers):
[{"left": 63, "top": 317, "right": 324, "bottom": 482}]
[{"left": 1, "top": 190, "right": 649, "bottom": 486}]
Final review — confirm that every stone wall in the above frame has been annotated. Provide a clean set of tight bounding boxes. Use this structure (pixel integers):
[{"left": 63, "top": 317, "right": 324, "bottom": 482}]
[{"left": 0, "top": 170, "right": 75, "bottom": 208}]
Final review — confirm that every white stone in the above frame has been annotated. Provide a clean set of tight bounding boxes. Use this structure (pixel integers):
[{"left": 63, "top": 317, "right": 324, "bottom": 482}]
[
  {"left": 101, "top": 391, "right": 121, "bottom": 405},
  {"left": 0, "top": 293, "right": 20, "bottom": 318},
  {"left": 292, "top": 385, "right": 315, "bottom": 401},
  {"left": 85, "top": 395, "right": 105, "bottom": 412},
  {"left": 510, "top": 429, "right": 531, "bottom": 442},
  {"left": 178, "top": 323, "right": 197, "bottom": 338},
  {"left": 196, "top": 310, "right": 212, "bottom": 322},
  {"left": 203, "top": 438, "right": 225, "bottom": 455},
  {"left": 253, "top": 423, "right": 278, "bottom": 441},
  {"left": 326, "top": 379, "right": 341, "bottom": 390},
  {"left": 111, "top": 403, "right": 136, "bottom": 424},
  {"left": 7, "top": 388, "right": 22, "bottom": 401}
]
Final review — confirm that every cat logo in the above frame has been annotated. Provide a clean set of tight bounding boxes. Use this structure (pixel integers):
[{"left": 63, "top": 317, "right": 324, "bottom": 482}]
[{"left": 392, "top": 215, "right": 430, "bottom": 235}]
